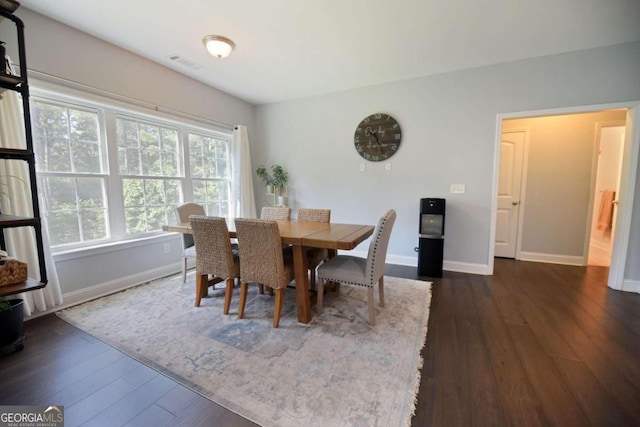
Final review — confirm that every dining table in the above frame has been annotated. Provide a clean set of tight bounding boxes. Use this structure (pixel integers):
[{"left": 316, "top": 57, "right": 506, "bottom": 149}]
[{"left": 162, "top": 219, "right": 374, "bottom": 324}]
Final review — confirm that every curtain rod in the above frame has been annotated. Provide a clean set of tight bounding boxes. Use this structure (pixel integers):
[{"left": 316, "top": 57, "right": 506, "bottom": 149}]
[{"left": 27, "top": 69, "right": 235, "bottom": 131}]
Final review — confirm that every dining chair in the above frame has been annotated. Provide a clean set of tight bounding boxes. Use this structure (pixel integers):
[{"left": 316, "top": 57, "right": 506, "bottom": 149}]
[
  {"left": 297, "top": 208, "right": 331, "bottom": 290},
  {"left": 260, "top": 206, "right": 291, "bottom": 220},
  {"left": 190, "top": 216, "right": 240, "bottom": 313},
  {"left": 234, "top": 218, "right": 295, "bottom": 328},
  {"left": 317, "top": 209, "right": 396, "bottom": 325},
  {"left": 175, "top": 202, "right": 206, "bottom": 282}
]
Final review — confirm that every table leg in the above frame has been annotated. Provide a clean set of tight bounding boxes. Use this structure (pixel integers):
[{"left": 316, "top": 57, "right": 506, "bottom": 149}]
[{"left": 292, "top": 244, "right": 311, "bottom": 323}]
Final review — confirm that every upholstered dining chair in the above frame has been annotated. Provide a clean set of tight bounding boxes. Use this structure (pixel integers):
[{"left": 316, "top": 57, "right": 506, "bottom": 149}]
[
  {"left": 234, "top": 218, "right": 296, "bottom": 328},
  {"left": 260, "top": 206, "right": 291, "bottom": 220},
  {"left": 175, "top": 202, "right": 206, "bottom": 282},
  {"left": 297, "top": 208, "right": 331, "bottom": 290},
  {"left": 190, "top": 216, "right": 240, "bottom": 313},
  {"left": 317, "top": 209, "right": 396, "bottom": 325}
]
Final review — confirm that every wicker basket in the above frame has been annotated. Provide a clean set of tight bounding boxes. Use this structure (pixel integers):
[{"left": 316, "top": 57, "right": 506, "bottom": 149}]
[{"left": 0, "top": 257, "right": 28, "bottom": 287}]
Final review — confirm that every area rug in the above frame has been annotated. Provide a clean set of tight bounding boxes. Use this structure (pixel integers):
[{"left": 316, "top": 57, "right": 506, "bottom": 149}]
[{"left": 57, "top": 273, "right": 432, "bottom": 427}]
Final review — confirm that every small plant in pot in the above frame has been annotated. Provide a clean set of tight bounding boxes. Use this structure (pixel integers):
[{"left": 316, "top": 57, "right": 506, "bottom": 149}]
[
  {"left": 271, "top": 164, "right": 288, "bottom": 206},
  {"left": 256, "top": 165, "right": 275, "bottom": 194}
]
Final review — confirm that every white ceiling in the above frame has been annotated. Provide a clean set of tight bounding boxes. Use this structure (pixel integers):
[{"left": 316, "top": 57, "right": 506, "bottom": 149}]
[{"left": 19, "top": 0, "right": 640, "bottom": 105}]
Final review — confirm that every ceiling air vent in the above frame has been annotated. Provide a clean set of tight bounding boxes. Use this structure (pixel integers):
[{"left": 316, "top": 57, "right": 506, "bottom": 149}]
[{"left": 167, "top": 54, "right": 203, "bottom": 70}]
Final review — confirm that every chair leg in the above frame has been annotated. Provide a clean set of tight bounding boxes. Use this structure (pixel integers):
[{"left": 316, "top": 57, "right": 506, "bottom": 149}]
[
  {"left": 238, "top": 282, "right": 248, "bottom": 319},
  {"left": 273, "top": 288, "right": 284, "bottom": 328},
  {"left": 195, "top": 273, "right": 208, "bottom": 307},
  {"left": 317, "top": 279, "right": 324, "bottom": 315},
  {"left": 182, "top": 257, "right": 187, "bottom": 283},
  {"left": 367, "top": 287, "right": 376, "bottom": 325},
  {"left": 268, "top": 287, "right": 274, "bottom": 297},
  {"left": 223, "top": 278, "right": 234, "bottom": 315},
  {"left": 378, "top": 276, "right": 385, "bottom": 307},
  {"left": 258, "top": 284, "right": 265, "bottom": 294}
]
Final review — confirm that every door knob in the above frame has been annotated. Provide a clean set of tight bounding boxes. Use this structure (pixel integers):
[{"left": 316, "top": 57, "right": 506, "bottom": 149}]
[{"left": 512, "top": 201, "right": 519, "bottom": 206}]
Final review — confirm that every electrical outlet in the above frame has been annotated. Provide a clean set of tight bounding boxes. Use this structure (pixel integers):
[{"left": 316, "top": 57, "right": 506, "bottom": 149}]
[
  {"left": 450, "top": 184, "right": 466, "bottom": 194},
  {"left": 163, "top": 243, "right": 170, "bottom": 254}
]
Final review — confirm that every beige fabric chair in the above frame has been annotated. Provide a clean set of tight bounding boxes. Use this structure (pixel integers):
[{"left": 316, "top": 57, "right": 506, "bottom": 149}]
[
  {"left": 260, "top": 206, "right": 291, "bottom": 220},
  {"left": 317, "top": 209, "right": 396, "bottom": 325},
  {"left": 234, "top": 218, "right": 295, "bottom": 328},
  {"left": 175, "top": 202, "right": 206, "bottom": 282},
  {"left": 297, "top": 208, "right": 331, "bottom": 290},
  {"left": 190, "top": 216, "right": 240, "bottom": 312}
]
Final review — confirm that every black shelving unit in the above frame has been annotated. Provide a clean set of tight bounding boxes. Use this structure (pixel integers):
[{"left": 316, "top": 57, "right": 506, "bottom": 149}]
[{"left": 0, "top": 7, "right": 47, "bottom": 297}]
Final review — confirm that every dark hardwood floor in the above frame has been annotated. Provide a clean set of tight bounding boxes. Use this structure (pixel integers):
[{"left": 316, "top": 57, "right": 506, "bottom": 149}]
[{"left": 1, "top": 258, "right": 639, "bottom": 426}]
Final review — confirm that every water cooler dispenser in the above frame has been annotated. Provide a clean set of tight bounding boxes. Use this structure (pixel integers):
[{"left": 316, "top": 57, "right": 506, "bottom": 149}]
[{"left": 417, "top": 198, "right": 445, "bottom": 277}]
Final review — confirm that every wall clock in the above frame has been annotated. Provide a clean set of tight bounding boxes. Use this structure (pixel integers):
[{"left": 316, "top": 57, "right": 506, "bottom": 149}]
[{"left": 354, "top": 113, "right": 401, "bottom": 161}]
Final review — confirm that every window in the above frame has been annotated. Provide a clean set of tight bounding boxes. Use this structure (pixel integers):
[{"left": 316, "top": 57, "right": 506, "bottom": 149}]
[
  {"left": 30, "top": 91, "right": 234, "bottom": 251},
  {"left": 189, "top": 132, "right": 232, "bottom": 218},
  {"left": 116, "top": 116, "right": 182, "bottom": 234},
  {"left": 31, "top": 99, "right": 109, "bottom": 247}
]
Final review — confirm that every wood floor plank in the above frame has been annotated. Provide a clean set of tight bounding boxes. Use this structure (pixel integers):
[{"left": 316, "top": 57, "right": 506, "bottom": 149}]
[{"left": 507, "top": 323, "right": 590, "bottom": 426}]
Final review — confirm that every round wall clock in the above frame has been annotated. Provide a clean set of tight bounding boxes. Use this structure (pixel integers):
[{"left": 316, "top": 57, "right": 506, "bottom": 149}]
[{"left": 354, "top": 113, "right": 402, "bottom": 161}]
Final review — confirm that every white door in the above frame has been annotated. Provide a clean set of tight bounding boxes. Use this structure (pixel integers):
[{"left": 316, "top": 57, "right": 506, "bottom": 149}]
[{"left": 495, "top": 131, "right": 525, "bottom": 258}]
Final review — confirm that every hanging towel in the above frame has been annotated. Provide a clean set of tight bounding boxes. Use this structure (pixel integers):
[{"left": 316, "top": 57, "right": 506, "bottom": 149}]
[{"left": 596, "top": 190, "right": 615, "bottom": 231}]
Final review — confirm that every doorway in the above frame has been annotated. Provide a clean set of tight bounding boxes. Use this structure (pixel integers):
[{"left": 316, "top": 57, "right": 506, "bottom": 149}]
[
  {"left": 490, "top": 102, "right": 640, "bottom": 291},
  {"left": 588, "top": 124, "right": 625, "bottom": 266}
]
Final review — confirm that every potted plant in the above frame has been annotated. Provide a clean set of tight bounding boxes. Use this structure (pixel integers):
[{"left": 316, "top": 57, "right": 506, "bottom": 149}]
[
  {"left": 271, "top": 164, "right": 288, "bottom": 206},
  {"left": 0, "top": 297, "right": 24, "bottom": 353},
  {"left": 256, "top": 165, "right": 275, "bottom": 194}
]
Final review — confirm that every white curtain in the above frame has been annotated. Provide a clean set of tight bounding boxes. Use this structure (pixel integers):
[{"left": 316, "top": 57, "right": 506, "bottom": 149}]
[
  {"left": 0, "top": 84, "right": 63, "bottom": 316},
  {"left": 232, "top": 125, "right": 257, "bottom": 218}
]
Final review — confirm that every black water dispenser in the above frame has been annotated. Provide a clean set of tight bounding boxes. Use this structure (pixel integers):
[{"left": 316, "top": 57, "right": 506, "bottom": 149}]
[{"left": 417, "top": 198, "right": 445, "bottom": 277}]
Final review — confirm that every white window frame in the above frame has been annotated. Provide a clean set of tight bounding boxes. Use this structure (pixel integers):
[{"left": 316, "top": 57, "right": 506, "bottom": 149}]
[{"left": 30, "top": 83, "right": 235, "bottom": 255}]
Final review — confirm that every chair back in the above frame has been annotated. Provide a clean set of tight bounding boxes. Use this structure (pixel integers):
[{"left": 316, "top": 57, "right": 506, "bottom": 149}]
[
  {"left": 260, "top": 206, "right": 291, "bottom": 220},
  {"left": 190, "top": 216, "right": 238, "bottom": 279},
  {"left": 234, "top": 218, "right": 291, "bottom": 289},
  {"left": 365, "top": 209, "right": 397, "bottom": 285},
  {"left": 175, "top": 203, "right": 205, "bottom": 249},
  {"left": 297, "top": 208, "right": 330, "bottom": 223}
]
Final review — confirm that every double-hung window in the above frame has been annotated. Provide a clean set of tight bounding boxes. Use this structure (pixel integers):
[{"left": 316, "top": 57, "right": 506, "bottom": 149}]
[
  {"left": 30, "top": 90, "right": 235, "bottom": 251},
  {"left": 31, "top": 99, "right": 109, "bottom": 247},
  {"left": 116, "top": 116, "right": 182, "bottom": 235}
]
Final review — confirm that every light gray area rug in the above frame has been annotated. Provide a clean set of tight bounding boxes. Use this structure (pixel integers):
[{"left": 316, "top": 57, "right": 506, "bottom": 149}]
[{"left": 57, "top": 273, "right": 432, "bottom": 427}]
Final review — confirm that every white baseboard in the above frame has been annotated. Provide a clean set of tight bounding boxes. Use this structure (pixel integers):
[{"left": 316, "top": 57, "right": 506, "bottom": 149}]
[
  {"left": 384, "top": 253, "right": 491, "bottom": 275},
  {"left": 26, "top": 262, "right": 183, "bottom": 320},
  {"left": 622, "top": 279, "right": 640, "bottom": 294},
  {"left": 519, "top": 251, "right": 584, "bottom": 266}
]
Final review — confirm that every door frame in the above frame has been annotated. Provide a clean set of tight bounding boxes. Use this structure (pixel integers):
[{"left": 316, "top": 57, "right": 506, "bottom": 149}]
[{"left": 489, "top": 101, "right": 640, "bottom": 291}]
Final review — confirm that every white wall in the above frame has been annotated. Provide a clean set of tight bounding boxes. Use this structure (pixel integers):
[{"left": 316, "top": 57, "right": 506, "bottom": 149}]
[
  {"left": 0, "top": 9, "right": 256, "bottom": 294},
  {"left": 254, "top": 41, "right": 640, "bottom": 276}
]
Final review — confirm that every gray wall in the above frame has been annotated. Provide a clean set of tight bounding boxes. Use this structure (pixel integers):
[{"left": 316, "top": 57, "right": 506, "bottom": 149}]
[
  {"left": 1, "top": 9, "right": 256, "bottom": 293},
  {"left": 254, "top": 41, "right": 640, "bottom": 277},
  {"left": 503, "top": 111, "right": 626, "bottom": 259}
]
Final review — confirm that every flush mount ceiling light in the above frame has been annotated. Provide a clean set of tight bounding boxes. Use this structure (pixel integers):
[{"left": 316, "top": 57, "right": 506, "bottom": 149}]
[{"left": 202, "top": 35, "right": 235, "bottom": 59}]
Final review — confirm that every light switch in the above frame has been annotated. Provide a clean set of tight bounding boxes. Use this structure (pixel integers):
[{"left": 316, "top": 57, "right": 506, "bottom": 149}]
[
  {"left": 385, "top": 162, "right": 392, "bottom": 171},
  {"left": 360, "top": 163, "right": 366, "bottom": 172},
  {"left": 450, "top": 184, "right": 466, "bottom": 194}
]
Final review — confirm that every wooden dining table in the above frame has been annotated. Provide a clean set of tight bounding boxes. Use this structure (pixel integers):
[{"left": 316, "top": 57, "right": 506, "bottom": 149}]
[{"left": 162, "top": 219, "right": 374, "bottom": 323}]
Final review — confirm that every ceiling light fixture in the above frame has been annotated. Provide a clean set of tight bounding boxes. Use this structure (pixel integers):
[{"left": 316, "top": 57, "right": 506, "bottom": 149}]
[{"left": 202, "top": 35, "right": 235, "bottom": 59}]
